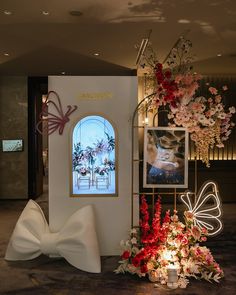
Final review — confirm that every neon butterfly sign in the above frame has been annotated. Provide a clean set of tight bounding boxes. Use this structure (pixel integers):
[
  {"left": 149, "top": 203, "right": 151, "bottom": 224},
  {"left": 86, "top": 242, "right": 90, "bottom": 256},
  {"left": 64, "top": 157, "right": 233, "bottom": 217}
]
[
  {"left": 180, "top": 180, "right": 223, "bottom": 236},
  {"left": 36, "top": 91, "right": 77, "bottom": 135}
]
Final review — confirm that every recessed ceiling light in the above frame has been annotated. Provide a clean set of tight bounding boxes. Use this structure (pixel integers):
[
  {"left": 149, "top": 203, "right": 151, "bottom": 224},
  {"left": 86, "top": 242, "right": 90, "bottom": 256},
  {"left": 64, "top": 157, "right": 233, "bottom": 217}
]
[
  {"left": 4, "top": 10, "right": 12, "bottom": 15},
  {"left": 69, "top": 11, "right": 83, "bottom": 17},
  {"left": 4, "top": 53, "right": 10, "bottom": 56},
  {"left": 178, "top": 19, "right": 191, "bottom": 24},
  {"left": 42, "top": 11, "right": 49, "bottom": 16},
  {"left": 217, "top": 53, "right": 222, "bottom": 57},
  {"left": 94, "top": 53, "right": 99, "bottom": 56}
]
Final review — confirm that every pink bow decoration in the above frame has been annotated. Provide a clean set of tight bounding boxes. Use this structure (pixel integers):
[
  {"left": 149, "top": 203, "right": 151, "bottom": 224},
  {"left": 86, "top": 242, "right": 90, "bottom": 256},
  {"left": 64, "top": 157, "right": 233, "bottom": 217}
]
[
  {"left": 36, "top": 91, "right": 78, "bottom": 135},
  {"left": 5, "top": 200, "right": 101, "bottom": 273}
]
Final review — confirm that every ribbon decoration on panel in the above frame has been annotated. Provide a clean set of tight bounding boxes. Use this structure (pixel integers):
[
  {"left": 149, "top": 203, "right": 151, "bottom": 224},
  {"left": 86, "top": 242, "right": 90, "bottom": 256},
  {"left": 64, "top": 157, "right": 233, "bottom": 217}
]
[
  {"left": 5, "top": 200, "right": 101, "bottom": 273},
  {"left": 36, "top": 91, "right": 78, "bottom": 135}
]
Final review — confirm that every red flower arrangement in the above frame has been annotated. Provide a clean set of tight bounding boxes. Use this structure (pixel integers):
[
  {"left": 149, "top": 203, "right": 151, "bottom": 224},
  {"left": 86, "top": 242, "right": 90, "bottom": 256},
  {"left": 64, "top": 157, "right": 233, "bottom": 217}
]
[
  {"left": 154, "top": 63, "right": 178, "bottom": 107},
  {"left": 115, "top": 196, "right": 223, "bottom": 288}
]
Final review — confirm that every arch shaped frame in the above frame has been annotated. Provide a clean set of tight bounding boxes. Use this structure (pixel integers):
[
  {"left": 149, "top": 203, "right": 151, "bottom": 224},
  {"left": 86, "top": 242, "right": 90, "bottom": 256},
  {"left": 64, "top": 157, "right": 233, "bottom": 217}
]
[
  {"left": 131, "top": 93, "right": 193, "bottom": 227},
  {"left": 69, "top": 112, "right": 118, "bottom": 197}
]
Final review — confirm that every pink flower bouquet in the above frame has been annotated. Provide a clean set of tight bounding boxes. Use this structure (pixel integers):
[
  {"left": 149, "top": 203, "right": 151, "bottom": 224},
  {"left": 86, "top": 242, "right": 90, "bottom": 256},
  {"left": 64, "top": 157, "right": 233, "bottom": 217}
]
[{"left": 140, "top": 37, "right": 235, "bottom": 167}]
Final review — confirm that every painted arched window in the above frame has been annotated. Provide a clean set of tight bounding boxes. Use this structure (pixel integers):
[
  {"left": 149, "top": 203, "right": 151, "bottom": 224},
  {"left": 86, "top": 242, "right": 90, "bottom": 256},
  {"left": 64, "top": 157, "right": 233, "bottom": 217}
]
[{"left": 71, "top": 115, "right": 117, "bottom": 196}]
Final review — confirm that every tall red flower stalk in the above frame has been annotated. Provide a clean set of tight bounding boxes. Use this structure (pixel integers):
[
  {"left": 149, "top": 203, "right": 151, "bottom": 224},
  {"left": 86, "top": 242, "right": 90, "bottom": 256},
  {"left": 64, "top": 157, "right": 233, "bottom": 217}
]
[
  {"left": 154, "top": 63, "right": 178, "bottom": 106},
  {"left": 140, "top": 195, "right": 150, "bottom": 242},
  {"left": 140, "top": 195, "right": 170, "bottom": 245}
]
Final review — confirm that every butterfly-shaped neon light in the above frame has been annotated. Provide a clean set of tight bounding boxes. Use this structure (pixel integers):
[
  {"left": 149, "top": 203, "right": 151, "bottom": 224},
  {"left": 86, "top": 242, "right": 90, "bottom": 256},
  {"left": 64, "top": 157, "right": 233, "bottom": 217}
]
[
  {"left": 36, "top": 91, "right": 77, "bottom": 135},
  {"left": 180, "top": 181, "right": 223, "bottom": 236}
]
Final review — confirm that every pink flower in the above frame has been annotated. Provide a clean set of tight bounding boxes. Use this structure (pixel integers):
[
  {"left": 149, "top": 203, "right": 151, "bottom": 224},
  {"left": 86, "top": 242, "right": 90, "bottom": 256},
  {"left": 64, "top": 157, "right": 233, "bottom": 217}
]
[
  {"left": 184, "top": 211, "right": 194, "bottom": 221},
  {"left": 191, "top": 102, "right": 203, "bottom": 112},
  {"left": 215, "top": 95, "right": 222, "bottom": 103},
  {"left": 182, "top": 73, "right": 193, "bottom": 85},
  {"left": 192, "top": 226, "right": 201, "bottom": 240},
  {"left": 171, "top": 214, "right": 179, "bottom": 222},
  {"left": 209, "top": 87, "right": 218, "bottom": 95},
  {"left": 201, "top": 227, "right": 208, "bottom": 235},
  {"left": 208, "top": 97, "right": 213, "bottom": 103},
  {"left": 177, "top": 234, "right": 189, "bottom": 245},
  {"left": 180, "top": 247, "right": 189, "bottom": 258},
  {"left": 175, "top": 74, "right": 183, "bottom": 83},
  {"left": 222, "top": 85, "right": 228, "bottom": 91}
]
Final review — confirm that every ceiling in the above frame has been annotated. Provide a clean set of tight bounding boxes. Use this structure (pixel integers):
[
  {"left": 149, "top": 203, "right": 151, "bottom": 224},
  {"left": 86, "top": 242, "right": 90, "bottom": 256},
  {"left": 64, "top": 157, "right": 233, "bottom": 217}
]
[{"left": 1, "top": 0, "right": 236, "bottom": 76}]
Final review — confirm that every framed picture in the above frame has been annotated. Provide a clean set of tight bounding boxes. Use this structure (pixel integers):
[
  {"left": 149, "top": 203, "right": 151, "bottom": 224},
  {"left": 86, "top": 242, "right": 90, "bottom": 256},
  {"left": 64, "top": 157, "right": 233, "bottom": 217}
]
[
  {"left": 143, "top": 127, "right": 188, "bottom": 188},
  {"left": 2, "top": 139, "right": 24, "bottom": 152}
]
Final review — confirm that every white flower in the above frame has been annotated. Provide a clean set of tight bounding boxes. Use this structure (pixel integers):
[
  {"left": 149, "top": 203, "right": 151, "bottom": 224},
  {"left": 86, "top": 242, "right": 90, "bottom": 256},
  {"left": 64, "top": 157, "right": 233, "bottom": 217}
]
[
  {"left": 178, "top": 277, "right": 189, "bottom": 288},
  {"left": 225, "top": 130, "right": 232, "bottom": 136},
  {"left": 120, "top": 240, "right": 125, "bottom": 247},
  {"left": 207, "top": 118, "right": 215, "bottom": 126},
  {"left": 213, "top": 273, "right": 222, "bottom": 283},
  {"left": 222, "top": 136, "right": 228, "bottom": 141},
  {"left": 168, "top": 113, "right": 174, "bottom": 119},
  {"left": 218, "top": 113, "right": 226, "bottom": 119},
  {"left": 127, "top": 264, "right": 138, "bottom": 274},
  {"left": 209, "top": 108, "right": 216, "bottom": 116},
  {"left": 195, "top": 96, "right": 206, "bottom": 103},
  {"left": 148, "top": 270, "right": 160, "bottom": 282},
  {"left": 183, "top": 258, "right": 200, "bottom": 275},
  {"left": 130, "top": 228, "right": 137, "bottom": 234},
  {"left": 200, "top": 104, "right": 206, "bottom": 111},
  {"left": 216, "top": 143, "right": 224, "bottom": 148},
  {"left": 125, "top": 240, "right": 131, "bottom": 247},
  {"left": 131, "top": 237, "right": 137, "bottom": 244},
  {"left": 229, "top": 106, "right": 236, "bottom": 114},
  {"left": 215, "top": 104, "right": 223, "bottom": 112},
  {"left": 198, "top": 114, "right": 208, "bottom": 125}
]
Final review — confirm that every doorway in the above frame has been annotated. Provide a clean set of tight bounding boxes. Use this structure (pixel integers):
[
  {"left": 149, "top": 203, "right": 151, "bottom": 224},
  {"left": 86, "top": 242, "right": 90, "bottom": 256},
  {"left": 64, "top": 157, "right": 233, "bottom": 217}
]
[{"left": 28, "top": 77, "right": 48, "bottom": 199}]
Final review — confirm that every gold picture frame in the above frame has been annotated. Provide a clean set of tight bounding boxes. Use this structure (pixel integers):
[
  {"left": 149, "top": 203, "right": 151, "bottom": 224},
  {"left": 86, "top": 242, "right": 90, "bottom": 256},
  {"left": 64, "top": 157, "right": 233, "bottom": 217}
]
[{"left": 143, "top": 126, "right": 188, "bottom": 188}]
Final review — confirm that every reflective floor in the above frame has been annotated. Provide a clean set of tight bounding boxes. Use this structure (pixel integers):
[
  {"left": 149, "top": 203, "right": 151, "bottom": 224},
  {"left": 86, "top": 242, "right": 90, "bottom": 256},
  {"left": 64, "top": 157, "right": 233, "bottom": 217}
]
[{"left": 0, "top": 188, "right": 236, "bottom": 294}]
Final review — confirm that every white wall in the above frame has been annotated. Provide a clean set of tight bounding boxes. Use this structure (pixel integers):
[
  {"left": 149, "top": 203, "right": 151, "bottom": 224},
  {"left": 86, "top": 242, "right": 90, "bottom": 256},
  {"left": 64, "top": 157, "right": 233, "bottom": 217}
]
[{"left": 48, "top": 76, "right": 137, "bottom": 255}]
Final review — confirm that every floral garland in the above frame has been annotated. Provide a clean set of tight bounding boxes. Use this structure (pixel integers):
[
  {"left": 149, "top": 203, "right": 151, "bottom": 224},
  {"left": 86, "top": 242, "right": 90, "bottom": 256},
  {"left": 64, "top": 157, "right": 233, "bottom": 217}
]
[
  {"left": 115, "top": 196, "right": 223, "bottom": 288},
  {"left": 141, "top": 37, "right": 235, "bottom": 167}
]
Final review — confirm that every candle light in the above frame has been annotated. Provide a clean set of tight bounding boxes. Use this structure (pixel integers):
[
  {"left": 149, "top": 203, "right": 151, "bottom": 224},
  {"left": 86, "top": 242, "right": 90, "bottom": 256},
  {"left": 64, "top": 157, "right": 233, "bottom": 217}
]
[{"left": 167, "top": 264, "right": 178, "bottom": 289}]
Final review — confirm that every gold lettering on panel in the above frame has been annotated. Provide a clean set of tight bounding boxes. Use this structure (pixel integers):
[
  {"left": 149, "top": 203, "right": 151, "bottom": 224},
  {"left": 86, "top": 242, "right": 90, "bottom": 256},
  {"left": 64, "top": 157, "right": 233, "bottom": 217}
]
[{"left": 78, "top": 92, "right": 113, "bottom": 100}]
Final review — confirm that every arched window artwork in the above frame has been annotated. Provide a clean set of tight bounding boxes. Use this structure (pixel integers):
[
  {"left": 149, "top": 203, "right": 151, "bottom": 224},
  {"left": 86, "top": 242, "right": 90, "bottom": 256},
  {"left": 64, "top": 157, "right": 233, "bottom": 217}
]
[{"left": 71, "top": 115, "right": 117, "bottom": 196}]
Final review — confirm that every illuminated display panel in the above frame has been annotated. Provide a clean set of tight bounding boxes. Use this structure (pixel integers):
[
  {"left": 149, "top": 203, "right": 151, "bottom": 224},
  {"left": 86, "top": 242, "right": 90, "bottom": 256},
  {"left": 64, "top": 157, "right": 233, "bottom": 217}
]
[
  {"left": 2, "top": 139, "right": 23, "bottom": 152},
  {"left": 71, "top": 115, "right": 117, "bottom": 196}
]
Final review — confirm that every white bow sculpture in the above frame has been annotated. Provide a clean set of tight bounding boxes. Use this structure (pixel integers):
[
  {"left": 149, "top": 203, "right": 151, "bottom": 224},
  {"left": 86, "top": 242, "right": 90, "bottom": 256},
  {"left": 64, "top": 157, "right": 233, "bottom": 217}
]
[{"left": 5, "top": 200, "right": 101, "bottom": 273}]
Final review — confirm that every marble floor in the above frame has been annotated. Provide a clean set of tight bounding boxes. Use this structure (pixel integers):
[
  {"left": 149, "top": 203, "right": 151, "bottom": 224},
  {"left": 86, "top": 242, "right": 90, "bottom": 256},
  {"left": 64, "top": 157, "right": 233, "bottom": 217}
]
[{"left": 0, "top": 185, "right": 236, "bottom": 294}]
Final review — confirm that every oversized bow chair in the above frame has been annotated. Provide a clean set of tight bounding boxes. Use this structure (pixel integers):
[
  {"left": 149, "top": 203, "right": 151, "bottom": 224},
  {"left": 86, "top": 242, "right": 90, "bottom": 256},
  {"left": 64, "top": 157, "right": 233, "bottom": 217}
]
[{"left": 5, "top": 200, "right": 101, "bottom": 273}]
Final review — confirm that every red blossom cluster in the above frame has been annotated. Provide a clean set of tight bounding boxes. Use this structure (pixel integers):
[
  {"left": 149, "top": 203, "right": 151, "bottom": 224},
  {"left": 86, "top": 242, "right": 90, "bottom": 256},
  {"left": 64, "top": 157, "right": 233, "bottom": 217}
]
[
  {"left": 130, "top": 196, "right": 171, "bottom": 273},
  {"left": 155, "top": 63, "right": 178, "bottom": 106},
  {"left": 140, "top": 196, "right": 170, "bottom": 245}
]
